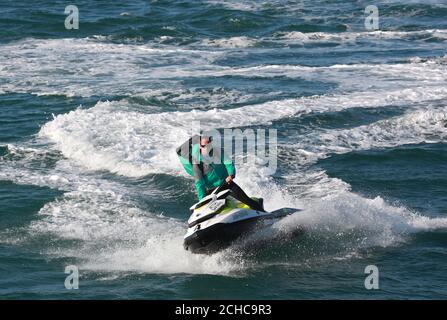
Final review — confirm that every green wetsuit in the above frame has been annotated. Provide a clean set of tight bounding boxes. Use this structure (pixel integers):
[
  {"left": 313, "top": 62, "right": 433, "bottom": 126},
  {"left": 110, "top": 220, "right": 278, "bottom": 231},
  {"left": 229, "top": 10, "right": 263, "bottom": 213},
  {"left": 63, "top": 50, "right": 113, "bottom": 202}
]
[{"left": 191, "top": 143, "right": 235, "bottom": 200}]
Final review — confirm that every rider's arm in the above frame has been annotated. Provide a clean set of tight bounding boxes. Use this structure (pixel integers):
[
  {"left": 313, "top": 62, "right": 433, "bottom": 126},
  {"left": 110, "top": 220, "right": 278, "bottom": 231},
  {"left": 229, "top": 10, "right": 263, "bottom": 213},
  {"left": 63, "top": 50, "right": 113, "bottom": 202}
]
[
  {"left": 222, "top": 152, "right": 235, "bottom": 178},
  {"left": 194, "top": 181, "right": 206, "bottom": 200},
  {"left": 193, "top": 163, "right": 207, "bottom": 200}
]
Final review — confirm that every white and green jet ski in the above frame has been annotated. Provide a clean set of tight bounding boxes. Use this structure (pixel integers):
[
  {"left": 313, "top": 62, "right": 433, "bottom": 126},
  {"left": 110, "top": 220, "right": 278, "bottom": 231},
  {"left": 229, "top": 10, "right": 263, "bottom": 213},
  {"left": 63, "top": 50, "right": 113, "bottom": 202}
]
[{"left": 184, "top": 184, "right": 300, "bottom": 254}]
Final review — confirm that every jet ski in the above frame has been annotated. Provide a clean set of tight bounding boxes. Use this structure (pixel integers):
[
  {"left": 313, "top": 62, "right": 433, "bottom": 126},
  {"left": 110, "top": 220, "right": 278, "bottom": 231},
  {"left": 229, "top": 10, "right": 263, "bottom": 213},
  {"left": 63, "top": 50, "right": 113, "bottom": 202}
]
[{"left": 184, "top": 183, "right": 300, "bottom": 254}]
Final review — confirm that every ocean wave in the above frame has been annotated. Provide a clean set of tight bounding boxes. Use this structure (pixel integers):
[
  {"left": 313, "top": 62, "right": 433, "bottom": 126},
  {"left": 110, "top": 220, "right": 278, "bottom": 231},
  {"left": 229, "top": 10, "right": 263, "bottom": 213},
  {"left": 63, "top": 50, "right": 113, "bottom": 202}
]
[
  {"left": 200, "top": 36, "right": 258, "bottom": 48},
  {"left": 273, "top": 29, "right": 447, "bottom": 44},
  {"left": 289, "top": 106, "right": 447, "bottom": 166},
  {"left": 37, "top": 84, "right": 447, "bottom": 178},
  {"left": 1, "top": 36, "right": 446, "bottom": 99},
  {"left": 4, "top": 94, "right": 447, "bottom": 275},
  {"left": 192, "top": 29, "right": 447, "bottom": 49}
]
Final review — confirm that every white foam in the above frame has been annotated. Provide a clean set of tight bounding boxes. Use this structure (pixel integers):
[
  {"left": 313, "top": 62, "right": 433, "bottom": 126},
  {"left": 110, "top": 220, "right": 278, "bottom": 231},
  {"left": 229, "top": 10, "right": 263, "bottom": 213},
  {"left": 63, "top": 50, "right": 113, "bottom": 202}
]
[
  {"left": 274, "top": 29, "right": 447, "bottom": 43},
  {"left": 0, "top": 38, "right": 225, "bottom": 97},
  {"left": 200, "top": 36, "right": 257, "bottom": 48},
  {"left": 37, "top": 84, "right": 447, "bottom": 178},
  {"left": 274, "top": 106, "right": 447, "bottom": 216},
  {"left": 197, "top": 29, "right": 447, "bottom": 48},
  {"left": 25, "top": 173, "right": 244, "bottom": 275},
  {"left": 1, "top": 37, "right": 446, "bottom": 97},
  {"left": 0, "top": 143, "right": 242, "bottom": 275},
  {"left": 217, "top": 58, "right": 447, "bottom": 92},
  {"left": 233, "top": 106, "right": 447, "bottom": 252},
  {"left": 252, "top": 105, "right": 447, "bottom": 250},
  {"left": 77, "top": 237, "right": 244, "bottom": 275},
  {"left": 287, "top": 106, "right": 447, "bottom": 166},
  {"left": 274, "top": 192, "right": 447, "bottom": 250},
  {"left": 205, "top": 0, "right": 269, "bottom": 11}
]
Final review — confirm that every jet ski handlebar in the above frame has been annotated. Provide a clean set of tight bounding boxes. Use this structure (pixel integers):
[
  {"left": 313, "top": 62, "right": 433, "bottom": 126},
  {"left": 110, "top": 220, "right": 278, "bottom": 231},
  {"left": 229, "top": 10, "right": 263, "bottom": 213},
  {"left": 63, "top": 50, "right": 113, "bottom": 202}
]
[
  {"left": 210, "top": 181, "right": 228, "bottom": 195},
  {"left": 189, "top": 182, "right": 231, "bottom": 212}
]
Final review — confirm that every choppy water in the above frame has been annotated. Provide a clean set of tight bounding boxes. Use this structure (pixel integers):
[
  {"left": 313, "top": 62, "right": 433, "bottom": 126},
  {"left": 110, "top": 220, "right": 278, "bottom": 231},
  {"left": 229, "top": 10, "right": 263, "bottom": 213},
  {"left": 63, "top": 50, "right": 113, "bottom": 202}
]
[{"left": 1, "top": 0, "right": 447, "bottom": 299}]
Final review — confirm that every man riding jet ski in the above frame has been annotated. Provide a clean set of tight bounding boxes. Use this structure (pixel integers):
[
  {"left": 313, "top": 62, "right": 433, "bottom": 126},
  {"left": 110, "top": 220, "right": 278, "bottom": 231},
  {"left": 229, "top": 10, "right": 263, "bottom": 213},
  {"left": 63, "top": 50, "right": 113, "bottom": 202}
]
[
  {"left": 176, "top": 133, "right": 300, "bottom": 254},
  {"left": 177, "top": 133, "right": 264, "bottom": 211}
]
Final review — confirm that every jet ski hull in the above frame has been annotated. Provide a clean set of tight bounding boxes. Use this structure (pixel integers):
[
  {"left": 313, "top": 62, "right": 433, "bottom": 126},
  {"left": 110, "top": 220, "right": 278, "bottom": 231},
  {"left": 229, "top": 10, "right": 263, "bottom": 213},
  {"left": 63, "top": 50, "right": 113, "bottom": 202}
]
[
  {"left": 183, "top": 185, "right": 301, "bottom": 254},
  {"left": 184, "top": 216, "right": 262, "bottom": 254}
]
